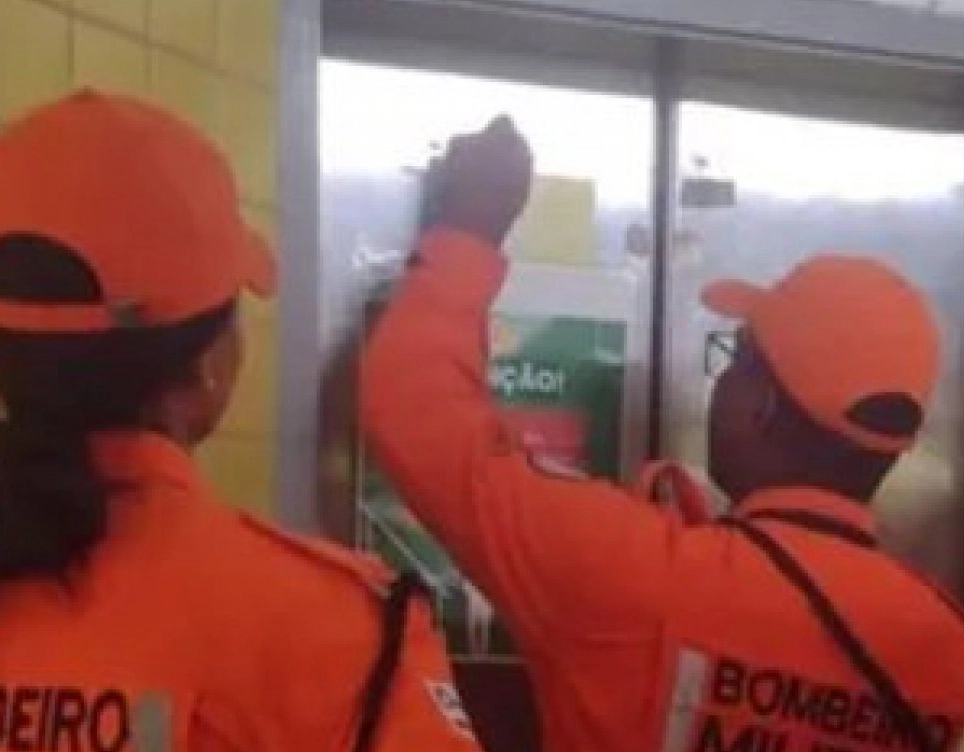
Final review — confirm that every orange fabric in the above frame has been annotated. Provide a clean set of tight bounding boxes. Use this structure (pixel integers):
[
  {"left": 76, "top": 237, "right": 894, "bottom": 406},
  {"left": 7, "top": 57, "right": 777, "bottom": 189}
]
[
  {"left": 0, "top": 432, "right": 479, "bottom": 752},
  {"left": 0, "top": 90, "right": 274, "bottom": 332},
  {"left": 702, "top": 257, "right": 939, "bottom": 453},
  {"left": 362, "top": 229, "right": 964, "bottom": 752}
]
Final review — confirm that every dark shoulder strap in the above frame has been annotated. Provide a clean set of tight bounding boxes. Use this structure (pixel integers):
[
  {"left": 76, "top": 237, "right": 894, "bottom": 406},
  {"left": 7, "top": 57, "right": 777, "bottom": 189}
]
[
  {"left": 353, "top": 570, "right": 428, "bottom": 752},
  {"left": 721, "top": 517, "right": 938, "bottom": 752},
  {"left": 894, "top": 559, "right": 964, "bottom": 628},
  {"left": 742, "top": 508, "right": 877, "bottom": 549}
]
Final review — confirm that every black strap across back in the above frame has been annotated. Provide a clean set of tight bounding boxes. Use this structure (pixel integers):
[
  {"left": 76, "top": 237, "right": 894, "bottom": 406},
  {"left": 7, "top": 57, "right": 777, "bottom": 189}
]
[
  {"left": 353, "top": 571, "right": 428, "bottom": 752},
  {"left": 720, "top": 510, "right": 943, "bottom": 752}
]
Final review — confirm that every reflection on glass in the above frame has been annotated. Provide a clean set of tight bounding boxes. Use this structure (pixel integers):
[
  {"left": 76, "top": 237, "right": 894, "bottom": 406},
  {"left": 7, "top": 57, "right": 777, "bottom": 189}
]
[
  {"left": 321, "top": 58, "right": 654, "bottom": 655},
  {"left": 321, "top": 59, "right": 652, "bottom": 268},
  {"left": 681, "top": 103, "right": 963, "bottom": 203}
]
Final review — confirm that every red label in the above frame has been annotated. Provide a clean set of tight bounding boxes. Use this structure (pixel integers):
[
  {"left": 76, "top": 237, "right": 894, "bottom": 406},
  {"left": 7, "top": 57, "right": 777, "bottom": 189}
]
[{"left": 500, "top": 407, "right": 586, "bottom": 468}]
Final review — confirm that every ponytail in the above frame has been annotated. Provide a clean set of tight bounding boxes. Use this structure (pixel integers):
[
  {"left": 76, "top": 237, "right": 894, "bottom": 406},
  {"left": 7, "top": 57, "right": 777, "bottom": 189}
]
[
  {"left": 0, "top": 417, "right": 106, "bottom": 579},
  {"left": 0, "top": 232, "right": 235, "bottom": 582}
]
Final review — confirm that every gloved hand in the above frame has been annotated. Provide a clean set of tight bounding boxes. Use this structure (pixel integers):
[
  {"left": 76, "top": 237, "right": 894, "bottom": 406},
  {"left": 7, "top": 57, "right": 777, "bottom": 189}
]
[{"left": 425, "top": 116, "right": 534, "bottom": 247}]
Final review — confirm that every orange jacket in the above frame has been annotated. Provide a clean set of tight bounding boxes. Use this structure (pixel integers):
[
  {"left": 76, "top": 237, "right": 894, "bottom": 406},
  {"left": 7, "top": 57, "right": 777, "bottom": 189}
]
[
  {"left": 0, "top": 432, "right": 479, "bottom": 752},
  {"left": 362, "top": 229, "right": 964, "bottom": 752}
]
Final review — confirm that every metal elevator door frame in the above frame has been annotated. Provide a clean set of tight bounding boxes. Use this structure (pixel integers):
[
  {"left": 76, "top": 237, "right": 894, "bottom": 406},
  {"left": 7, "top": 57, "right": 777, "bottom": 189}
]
[
  {"left": 319, "top": 3, "right": 964, "bottom": 597},
  {"left": 318, "top": 35, "right": 660, "bottom": 542},
  {"left": 317, "top": 38, "right": 662, "bottom": 752}
]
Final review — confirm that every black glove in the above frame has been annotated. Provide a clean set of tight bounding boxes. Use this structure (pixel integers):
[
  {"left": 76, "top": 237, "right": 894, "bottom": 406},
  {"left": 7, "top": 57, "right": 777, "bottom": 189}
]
[{"left": 423, "top": 116, "right": 533, "bottom": 247}]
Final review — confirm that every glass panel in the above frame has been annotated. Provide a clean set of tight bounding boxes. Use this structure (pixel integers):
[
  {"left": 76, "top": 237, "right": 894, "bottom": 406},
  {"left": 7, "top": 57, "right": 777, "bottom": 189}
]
[
  {"left": 668, "top": 100, "right": 964, "bottom": 596},
  {"left": 320, "top": 58, "right": 654, "bottom": 655}
]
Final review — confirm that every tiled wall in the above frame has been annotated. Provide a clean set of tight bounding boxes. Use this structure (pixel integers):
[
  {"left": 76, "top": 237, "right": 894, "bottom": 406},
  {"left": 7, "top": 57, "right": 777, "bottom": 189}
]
[{"left": 0, "top": 0, "right": 281, "bottom": 515}]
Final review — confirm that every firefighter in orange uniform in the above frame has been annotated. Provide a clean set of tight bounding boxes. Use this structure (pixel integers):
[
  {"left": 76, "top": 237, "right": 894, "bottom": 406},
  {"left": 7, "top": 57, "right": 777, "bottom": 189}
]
[
  {"left": 0, "top": 91, "right": 478, "bottom": 752},
  {"left": 362, "top": 117, "right": 964, "bottom": 752}
]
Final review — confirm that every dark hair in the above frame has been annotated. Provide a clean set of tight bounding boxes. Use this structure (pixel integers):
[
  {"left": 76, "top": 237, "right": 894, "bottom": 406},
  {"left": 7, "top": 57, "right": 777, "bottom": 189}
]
[{"left": 0, "top": 233, "right": 234, "bottom": 581}]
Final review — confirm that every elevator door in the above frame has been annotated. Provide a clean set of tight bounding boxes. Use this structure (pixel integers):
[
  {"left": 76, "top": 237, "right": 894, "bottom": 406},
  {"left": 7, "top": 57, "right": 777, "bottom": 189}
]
[
  {"left": 320, "top": 57, "right": 654, "bottom": 752},
  {"left": 666, "top": 100, "right": 964, "bottom": 598}
]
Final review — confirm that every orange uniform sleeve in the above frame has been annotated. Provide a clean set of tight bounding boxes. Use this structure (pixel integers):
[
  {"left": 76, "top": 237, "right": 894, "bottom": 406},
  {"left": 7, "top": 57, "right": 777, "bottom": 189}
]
[{"left": 362, "top": 229, "right": 678, "bottom": 648}]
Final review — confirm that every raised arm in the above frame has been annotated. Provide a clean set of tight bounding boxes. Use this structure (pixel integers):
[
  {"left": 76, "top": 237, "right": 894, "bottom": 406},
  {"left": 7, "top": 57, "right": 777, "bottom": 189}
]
[{"left": 361, "top": 119, "right": 675, "bottom": 646}]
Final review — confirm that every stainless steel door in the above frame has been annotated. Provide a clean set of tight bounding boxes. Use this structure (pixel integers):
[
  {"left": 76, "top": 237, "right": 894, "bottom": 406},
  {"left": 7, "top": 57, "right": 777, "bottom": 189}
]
[
  {"left": 320, "top": 57, "right": 654, "bottom": 651},
  {"left": 320, "top": 57, "right": 655, "bottom": 752},
  {"left": 666, "top": 100, "right": 964, "bottom": 597}
]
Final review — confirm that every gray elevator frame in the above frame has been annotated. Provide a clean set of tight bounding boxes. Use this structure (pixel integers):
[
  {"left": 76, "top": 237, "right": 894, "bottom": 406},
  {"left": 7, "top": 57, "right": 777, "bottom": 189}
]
[{"left": 278, "top": 0, "right": 964, "bottom": 598}]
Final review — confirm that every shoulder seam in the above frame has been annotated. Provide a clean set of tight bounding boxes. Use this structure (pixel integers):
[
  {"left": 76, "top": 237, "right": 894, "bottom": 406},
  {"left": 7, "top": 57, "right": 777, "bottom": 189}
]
[{"left": 237, "top": 514, "right": 390, "bottom": 599}]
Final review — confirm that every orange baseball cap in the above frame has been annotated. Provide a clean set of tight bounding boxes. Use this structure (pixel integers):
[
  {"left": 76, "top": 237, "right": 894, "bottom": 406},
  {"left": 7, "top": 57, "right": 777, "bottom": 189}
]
[
  {"left": 0, "top": 89, "right": 275, "bottom": 332},
  {"left": 702, "top": 255, "right": 939, "bottom": 453}
]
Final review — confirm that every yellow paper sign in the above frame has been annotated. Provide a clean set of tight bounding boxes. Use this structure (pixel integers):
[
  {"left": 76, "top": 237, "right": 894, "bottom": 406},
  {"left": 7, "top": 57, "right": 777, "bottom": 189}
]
[{"left": 509, "top": 175, "right": 596, "bottom": 265}]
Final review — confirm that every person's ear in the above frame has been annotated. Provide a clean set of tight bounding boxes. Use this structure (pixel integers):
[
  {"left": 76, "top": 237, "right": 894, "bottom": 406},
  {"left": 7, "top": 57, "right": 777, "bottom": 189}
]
[
  {"left": 753, "top": 381, "right": 779, "bottom": 433},
  {"left": 196, "top": 351, "right": 220, "bottom": 396}
]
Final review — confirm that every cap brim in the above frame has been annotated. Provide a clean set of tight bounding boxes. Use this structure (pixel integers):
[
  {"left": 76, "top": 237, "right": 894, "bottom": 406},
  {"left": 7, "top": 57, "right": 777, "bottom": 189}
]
[
  {"left": 243, "top": 228, "right": 277, "bottom": 298},
  {"left": 701, "top": 279, "right": 766, "bottom": 319}
]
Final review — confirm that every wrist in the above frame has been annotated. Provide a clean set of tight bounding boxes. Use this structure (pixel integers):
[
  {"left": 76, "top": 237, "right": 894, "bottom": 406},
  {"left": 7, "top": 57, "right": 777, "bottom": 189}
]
[
  {"left": 424, "top": 222, "right": 506, "bottom": 253},
  {"left": 432, "top": 210, "right": 514, "bottom": 248},
  {"left": 416, "top": 228, "right": 507, "bottom": 309}
]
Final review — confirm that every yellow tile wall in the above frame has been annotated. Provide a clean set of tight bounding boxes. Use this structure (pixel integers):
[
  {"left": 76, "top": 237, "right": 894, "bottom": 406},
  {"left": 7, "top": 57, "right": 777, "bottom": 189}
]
[{"left": 0, "top": 0, "right": 282, "bottom": 516}]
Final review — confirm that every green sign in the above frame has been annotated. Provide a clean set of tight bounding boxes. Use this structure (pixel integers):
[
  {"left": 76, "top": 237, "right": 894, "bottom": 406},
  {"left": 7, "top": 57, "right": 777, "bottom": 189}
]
[
  {"left": 360, "top": 313, "right": 627, "bottom": 656},
  {"left": 489, "top": 360, "right": 569, "bottom": 402}
]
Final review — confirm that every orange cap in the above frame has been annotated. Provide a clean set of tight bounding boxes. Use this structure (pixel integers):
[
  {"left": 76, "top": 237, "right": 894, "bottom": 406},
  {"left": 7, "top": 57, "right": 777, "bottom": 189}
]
[
  {"left": 702, "top": 255, "right": 939, "bottom": 453},
  {"left": 0, "top": 89, "right": 275, "bottom": 332}
]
